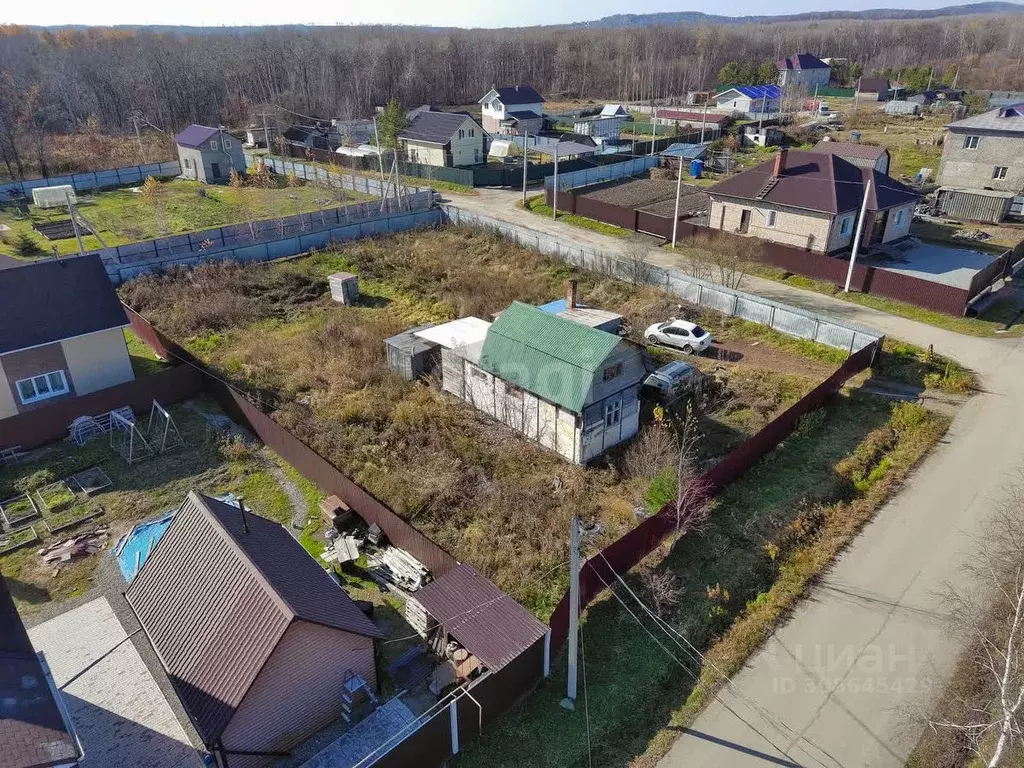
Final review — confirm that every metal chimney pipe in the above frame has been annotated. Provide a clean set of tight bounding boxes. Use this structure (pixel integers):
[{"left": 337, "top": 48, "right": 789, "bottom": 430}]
[{"left": 566, "top": 279, "right": 578, "bottom": 309}]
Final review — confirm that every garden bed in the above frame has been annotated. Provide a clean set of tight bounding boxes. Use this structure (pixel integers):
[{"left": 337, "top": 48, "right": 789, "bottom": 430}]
[
  {"left": 0, "top": 525, "right": 39, "bottom": 555},
  {"left": 1, "top": 493, "right": 39, "bottom": 528}
]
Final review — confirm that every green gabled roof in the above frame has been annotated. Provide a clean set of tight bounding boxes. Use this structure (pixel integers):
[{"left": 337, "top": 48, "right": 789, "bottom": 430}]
[{"left": 480, "top": 301, "right": 622, "bottom": 413}]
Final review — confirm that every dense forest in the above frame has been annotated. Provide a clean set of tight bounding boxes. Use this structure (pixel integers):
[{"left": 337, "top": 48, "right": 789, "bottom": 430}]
[{"left": 1, "top": 13, "right": 1023, "bottom": 177}]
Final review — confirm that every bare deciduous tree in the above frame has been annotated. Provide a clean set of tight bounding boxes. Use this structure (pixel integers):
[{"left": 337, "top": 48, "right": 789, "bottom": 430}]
[
  {"left": 928, "top": 478, "right": 1024, "bottom": 767},
  {"left": 621, "top": 238, "right": 654, "bottom": 287}
]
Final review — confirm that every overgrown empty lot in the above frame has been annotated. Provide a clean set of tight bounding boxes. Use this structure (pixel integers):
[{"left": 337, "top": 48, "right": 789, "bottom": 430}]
[{"left": 120, "top": 226, "right": 846, "bottom": 612}]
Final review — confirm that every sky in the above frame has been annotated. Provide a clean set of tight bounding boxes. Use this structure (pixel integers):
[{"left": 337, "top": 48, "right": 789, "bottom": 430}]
[{"left": 0, "top": 0, "right": 996, "bottom": 29}]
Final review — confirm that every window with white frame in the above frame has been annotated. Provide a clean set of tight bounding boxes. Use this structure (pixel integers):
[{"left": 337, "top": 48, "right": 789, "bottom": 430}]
[
  {"left": 458, "top": 129, "right": 465, "bottom": 139},
  {"left": 15, "top": 370, "right": 69, "bottom": 405},
  {"left": 765, "top": 210, "right": 777, "bottom": 228},
  {"left": 963, "top": 135, "right": 980, "bottom": 150},
  {"left": 994, "top": 166, "right": 1009, "bottom": 180},
  {"left": 224, "top": 138, "right": 232, "bottom": 149},
  {"left": 183, "top": 158, "right": 191, "bottom": 169},
  {"left": 469, "top": 129, "right": 475, "bottom": 137},
  {"left": 604, "top": 399, "right": 622, "bottom": 427},
  {"left": 210, "top": 140, "right": 218, "bottom": 150},
  {"left": 840, "top": 216, "right": 854, "bottom": 236},
  {"left": 895, "top": 208, "right": 907, "bottom": 227}
]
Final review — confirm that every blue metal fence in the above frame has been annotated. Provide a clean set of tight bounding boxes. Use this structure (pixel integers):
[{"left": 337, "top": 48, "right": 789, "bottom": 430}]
[{"left": 0, "top": 161, "right": 181, "bottom": 199}]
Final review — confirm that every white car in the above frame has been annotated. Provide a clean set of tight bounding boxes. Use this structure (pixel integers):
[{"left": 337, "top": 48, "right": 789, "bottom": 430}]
[{"left": 644, "top": 319, "right": 713, "bottom": 355}]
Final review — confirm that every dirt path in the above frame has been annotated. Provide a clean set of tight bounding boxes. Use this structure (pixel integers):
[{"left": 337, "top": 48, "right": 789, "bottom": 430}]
[{"left": 264, "top": 460, "right": 308, "bottom": 534}]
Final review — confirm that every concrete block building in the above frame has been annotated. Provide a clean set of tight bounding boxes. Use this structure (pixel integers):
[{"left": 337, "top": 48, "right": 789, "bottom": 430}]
[
  {"left": 174, "top": 124, "right": 246, "bottom": 183},
  {"left": 706, "top": 150, "right": 920, "bottom": 255},
  {"left": 937, "top": 103, "right": 1024, "bottom": 223},
  {"left": 0, "top": 255, "right": 133, "bottom": 420},
  {"left": 776, "top": 54, "right": 832, "bottom": 89}
]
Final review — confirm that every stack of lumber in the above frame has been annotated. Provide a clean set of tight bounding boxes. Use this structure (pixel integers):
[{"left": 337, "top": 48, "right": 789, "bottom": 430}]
[
  {"left": 320, "top": 535, "right": 360, "bottom": 565},
  {"left": 39, "top": 527, "right": 108, "bottom": 566},
  {"left": 404, "top": 595, "right": 436, "bottom": 636},
  {"left": 367, "top": 546, "right": 431, "bottom": 591}
]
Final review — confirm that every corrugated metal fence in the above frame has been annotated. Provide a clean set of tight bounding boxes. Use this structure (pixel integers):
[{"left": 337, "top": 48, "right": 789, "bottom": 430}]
[
  {"left": 248, "top": 153, "right": 433, "bottom": 195},
  {"left": 441, "top": 206, "right": 882, "bottom": 352},
  {"left": 548, "top": 338, "right": 881, "bottom": 652},
  {"left": 543, "top": 156, "right": 659, "bottom": 191},
  {"left": 0, "top": 161, "right": 181, "bottom": 199},
  {"left": 549, "top": 183, "right": 1017, "bottom": 316},
  {"left": 100, "top": 196, "right": 440, "bottom": 283}
]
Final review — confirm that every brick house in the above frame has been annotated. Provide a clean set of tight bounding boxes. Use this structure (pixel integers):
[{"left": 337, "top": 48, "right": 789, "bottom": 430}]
[
  {"left": 127, "top": 492, "right": 382, "bottom": 768},
  {"left": 706, "top": 149, "right": 920, "bottom": 254},
  {"left": 0, "top": 254, "right": 134, "bottom": 420}
]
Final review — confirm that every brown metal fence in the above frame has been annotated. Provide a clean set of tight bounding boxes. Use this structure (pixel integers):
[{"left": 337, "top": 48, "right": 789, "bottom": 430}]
[
  {"left": 0, "top": 364, "right": 204, "bottom": 450},
  {"left": 124, "top": 306, "right": 549, "bottom": 766},
  {"left": 548, "top": 338, "right": 881, "bottom": 651},
  {"left": 547, "top": 183, "right": 1005, "bottom": 316}
]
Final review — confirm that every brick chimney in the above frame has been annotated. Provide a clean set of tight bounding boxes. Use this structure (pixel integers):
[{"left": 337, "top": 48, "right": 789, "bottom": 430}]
[
  {"left": 566, "top": 279, "right": 578, "bottom": 309},
  {"left": 773, "top": 149, "right": 788, "bottom": 177}
]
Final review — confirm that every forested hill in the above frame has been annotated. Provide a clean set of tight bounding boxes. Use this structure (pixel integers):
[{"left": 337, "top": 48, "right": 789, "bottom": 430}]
[{"left": 574, "top": 2, "right": 1024, "bottom": 28}]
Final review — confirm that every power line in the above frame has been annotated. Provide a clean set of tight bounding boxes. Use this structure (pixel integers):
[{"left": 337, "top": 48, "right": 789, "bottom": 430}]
[{"left": 590, "top": 547, "right": 843, "bottom": 767}]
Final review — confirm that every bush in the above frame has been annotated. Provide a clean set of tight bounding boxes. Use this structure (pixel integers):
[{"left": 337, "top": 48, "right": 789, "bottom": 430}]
[
  {"left": 14, "top": 469, "right": 56, "bottom": 494},
  {"left": 890, "top": 401, "right": 929, "bottom": 436},
  {"left": 13, "top": 231, "right": 42, "bottom": 257}
]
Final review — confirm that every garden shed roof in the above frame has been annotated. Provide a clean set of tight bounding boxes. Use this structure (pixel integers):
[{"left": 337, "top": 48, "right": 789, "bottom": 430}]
[
  {"left": 415, "top": 563, "right": 548, "bottom": 671},
  {"left": 480, "top": 301, "right": 621, "bottom": 413}
]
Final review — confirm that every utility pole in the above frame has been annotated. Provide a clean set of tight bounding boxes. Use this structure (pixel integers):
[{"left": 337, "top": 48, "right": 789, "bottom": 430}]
[
  {"left": 699, "top": 101, "right": 708, "bottom": 144},
  {"left": 926, "top": 67, "right": 933, "bottom": 92},
  {"left": 671, "top": 153, "right": 684, "bottom": 249},
  {"left": 521, "top": 131, "right": 529, "bottom": 207},
  {"left": 560, "top": 516, "right": 581, "bottom": 712},
  {"left": 552, "top": 145, "right": 558, "bottom": 220},
  {"left": 649, "top": 113, "right": 657, "bottom": 156},
  {"left": 844, "top": 176, "right": 873, "bottom": 293},
  {"left": 261, "top": 111, "right": 271, "bottom": 150},
  {"left": 952, "top": 65, "right": 960, "bottom": 89},
  {"left": 131, "top": 111, "right": 147, "bottom": 164},
  {"left": 373, "top": 115, "right": 387, "bottom": 197}
]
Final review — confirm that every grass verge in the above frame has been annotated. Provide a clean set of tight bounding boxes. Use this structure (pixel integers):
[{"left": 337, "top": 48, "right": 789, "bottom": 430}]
[
  {"left": 746, "top": 263, "right": 1024, "bottom": 339},
  {"left": 455, "top": 395, "right": 951, "bottom": 768},
  {"left": 124, "top": 329, "right": 171, "bottom": 377},
  {"left": 520, "top": 194, "right": 629, "bottom": 238}
]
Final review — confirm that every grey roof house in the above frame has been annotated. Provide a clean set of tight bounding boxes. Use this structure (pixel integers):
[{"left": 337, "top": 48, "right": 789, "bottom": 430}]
[
  {"left": 936, "top": 103, "right": 1024, "bottom": 223},
  {"left": 479, "top": 85, "right": 546, "bottom": 135},
  {"left": 126, "top": 491, "right": 383, "bottom": 768},
  {"left": 174, "top": 124, "right": 246, "bottom": 184},
  {"left": 0, "top": 575, "right": 82, "bottom": 768},
  {"left": 0, "top": 254, "right": 133, "bottom": 422},
  {"left": 776, "top": 53, "right": 831, "bottom": 88},
  {"left": 706, "top": 149, "right": 920, "bottom": 254},
  {"left": 398, "top": 108, "right": 485, "bottom": 166}
]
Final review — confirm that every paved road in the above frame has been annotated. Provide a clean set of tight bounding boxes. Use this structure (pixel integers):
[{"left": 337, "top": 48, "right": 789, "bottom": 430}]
[{"left": 447, "top": 187, "right": 1024, "bottom": 767}]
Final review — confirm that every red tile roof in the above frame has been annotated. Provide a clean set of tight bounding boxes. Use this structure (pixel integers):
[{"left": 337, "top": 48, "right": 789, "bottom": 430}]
[
  {"left": 655, "top": 109, "right": 729, "bottom": 125},
  {"left": 707, "top": 150, "right": 919, "bottom": 214},
  {"left": 127, "top": 492, "right": 381, "bottom": 745},
  {"left": 415, "top": 563, "right": 548, "bottom": 671}
]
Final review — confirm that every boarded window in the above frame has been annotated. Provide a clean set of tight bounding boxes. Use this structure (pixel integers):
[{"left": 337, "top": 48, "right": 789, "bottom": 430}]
[{"left": 603, "top": 362, "right": 623, "bottom": 381}]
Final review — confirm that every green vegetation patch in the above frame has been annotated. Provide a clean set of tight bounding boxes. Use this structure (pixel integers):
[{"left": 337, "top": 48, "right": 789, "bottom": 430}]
[{"left": 522, "top": 194, "right": 629, "bottom": 237}]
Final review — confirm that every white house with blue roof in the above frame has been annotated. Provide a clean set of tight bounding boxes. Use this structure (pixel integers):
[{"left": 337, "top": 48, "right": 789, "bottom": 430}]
[{"left": 713, "top": 86, "right": 782, "bottom": 119}]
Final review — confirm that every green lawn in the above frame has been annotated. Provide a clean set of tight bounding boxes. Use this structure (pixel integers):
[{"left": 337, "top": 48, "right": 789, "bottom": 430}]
[
  {"left": 271, "top": 153, "right": 479, "bottom": 196},
  {"left": 124, "top": 329, "right": 172, "bottom": 377},
  {"left": 0, "top": 397, "right": 328, "bottom": 613},
  {"left": 456, "top": 395, "right": 950, "bottom": 768},
  {"left": 0, "top": 178, "right": 375, "bottom": 259},
  {"left": 746, "top": 263, "right": 1024, "bottom": 339},
  {"left": 521, "top": 194, "right": 629, "bottom": 238}
]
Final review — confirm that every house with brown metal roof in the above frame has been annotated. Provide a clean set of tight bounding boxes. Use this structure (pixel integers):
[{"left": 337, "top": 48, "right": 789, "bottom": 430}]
[
  {"left": 812, "top": 140, "right": 891, "bottom": 175},
  {"left": 0, "top": 254, "right": 134, "bottom": 421},
  {"left": 706, "top": 149, "right": 921, "bottom": 254},
  {"left": 856, "top": 76, "right": 890, "bottom": 102},
  {"left": 0, "top": 575, "right": 82, "bottom": 768},
  {"left": 126, "top": 492, "right": 383, "bottom": 768}
]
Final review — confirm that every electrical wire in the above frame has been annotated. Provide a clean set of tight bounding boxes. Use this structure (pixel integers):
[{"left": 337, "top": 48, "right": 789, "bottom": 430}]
[{"left": 590, "top": 547, "right": 844, "bottom": 767}]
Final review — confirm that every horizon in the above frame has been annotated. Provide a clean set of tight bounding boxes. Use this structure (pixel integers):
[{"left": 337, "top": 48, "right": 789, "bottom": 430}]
[{"left": 2, "top": 0, "right": 1020, "bottom": 30}]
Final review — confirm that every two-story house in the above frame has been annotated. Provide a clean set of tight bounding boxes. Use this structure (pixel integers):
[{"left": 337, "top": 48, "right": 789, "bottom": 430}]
[
  {"left": 174, "top": 124, "right": 246, "bottom": 183},
  {"left": 0, "top": 254, "right": 134, "bottom": 421},
  {"left": 706, "top": 149, "right": 921, "bottom": 255},
  {"left": 478, "top": 86, "right": 545, "bottom": 135},
  {"left": 398, "top": 108, "right": 485, "bottom": 166},
  {"left": 936, "top": 103, "right": 1024, "bottom": 223},
  {"left": 776, "top": 53, "right": 832, "bottom": 89}
]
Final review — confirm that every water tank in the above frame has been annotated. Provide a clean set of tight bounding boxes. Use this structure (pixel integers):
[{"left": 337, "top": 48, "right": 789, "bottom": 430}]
[
  {"left": 690, "top": 158, "right": 704, "bottom": 178},
  {"left": 851, "top": 130, "right": 862, "bottom": 143}
]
